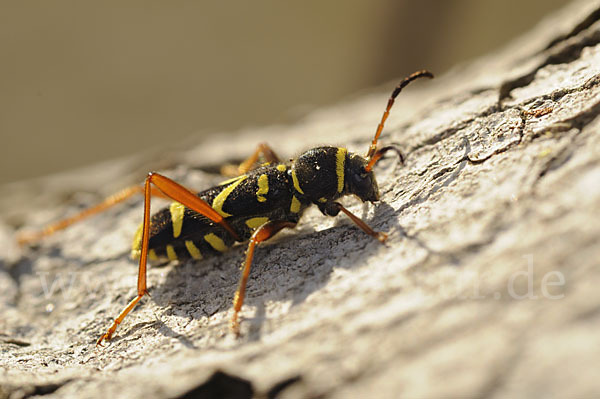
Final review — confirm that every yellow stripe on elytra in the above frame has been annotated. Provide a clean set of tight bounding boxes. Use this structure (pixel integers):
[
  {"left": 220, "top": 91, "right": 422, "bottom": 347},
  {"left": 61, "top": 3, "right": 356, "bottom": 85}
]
[
  {"left": 219, "top": 174, "right": 245, "bottom": 185},
  {"left": 245, "top": 217, "right": 269, "bottom": 229},
  {"left": 291, "top": 169, "right": 304, "bottom": 194},
  {"left": 290, "top": 195, "right": 301, "bottom": 213},
  {"left": 256, "top": 174, "right": 269, "bottom": 202},
  {"left": 185, "top": 240, "right": 203, "bottom": 259},
  {"left": 204, "top": 233, "right": 228, "bottom": 252},
  {"left": 276, "top": 164, "right": 287, "bottom": 172},
  {"left": 212, "top": 175, "right": 247, "bottom": 217},
  {"left": 166, "top": 245, "right": 178, "bottom": 261},
  {"left": 132, "top": 248, "right": 159, "bottom": 261},
  {"left": 336, "top": 147, "right": 347, "bottom": 193},
  {"left": 148, "top": 249, "right": 158, "bottom": 261},
  {"left": 131, "top": 222, "right": 143, "bottom": 259},
  {"left": 169, "top": 202, "right": 185, "bottom": 238}
]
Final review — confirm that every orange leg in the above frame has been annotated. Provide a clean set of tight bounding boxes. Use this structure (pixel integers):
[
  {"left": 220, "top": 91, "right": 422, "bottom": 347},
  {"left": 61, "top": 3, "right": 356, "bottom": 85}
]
[
  {"left": 221, "top": 143, "right": 281, "bottom": 176},
  {"left": 97, "top": 172, "right": 240, "bottom": 346},
  {"left": 333, "top": 202, "right": 388, "bottom": 243},
  {"left": 17, "top": 185, "right": 171, "bottom": 246},
  {"left": 230, "top": 220, "right": 296, "bottom": 336}
]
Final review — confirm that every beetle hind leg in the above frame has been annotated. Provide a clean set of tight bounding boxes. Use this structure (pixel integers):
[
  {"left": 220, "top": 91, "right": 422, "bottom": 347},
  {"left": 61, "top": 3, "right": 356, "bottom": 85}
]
[
  {"left": 97, "top": 172, "right": 240, "bottom": 346},
  {"left": 16, "top": 185, "right": 161, "bottom": 246}
]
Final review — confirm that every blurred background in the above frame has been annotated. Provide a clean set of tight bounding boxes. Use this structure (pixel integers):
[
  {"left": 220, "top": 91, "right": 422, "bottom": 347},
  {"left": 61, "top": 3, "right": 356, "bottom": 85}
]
[{"left": 0, "top": 0, "right": 571, "bottom": 185}]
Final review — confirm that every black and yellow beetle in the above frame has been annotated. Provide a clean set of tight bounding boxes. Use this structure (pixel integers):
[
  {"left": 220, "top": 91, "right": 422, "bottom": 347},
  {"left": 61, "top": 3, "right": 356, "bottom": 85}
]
[{"left": 17, "top": 70, "right": 433, "bottom": 345}]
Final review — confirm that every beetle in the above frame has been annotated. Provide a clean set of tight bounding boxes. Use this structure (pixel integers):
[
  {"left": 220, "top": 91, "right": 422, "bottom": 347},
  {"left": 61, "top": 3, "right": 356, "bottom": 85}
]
[{"left": 17, "top": 70, "right": 433, "bottom": 345}]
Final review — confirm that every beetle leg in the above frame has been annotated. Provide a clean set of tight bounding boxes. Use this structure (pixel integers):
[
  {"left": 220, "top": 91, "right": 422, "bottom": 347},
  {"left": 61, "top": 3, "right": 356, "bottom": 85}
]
[
  {"left": 230, "top": 220, "right": 296, "bottom": 336},
  {"left": 332, "top": 202, "right": 387, "bottom": 243},
  {"left": 97, "top": 172, "right": 240, "bottom": 346},
  {"left": 221, "top": 142, "right": 282, "bottom": 176},
  {"left": 17, "top": 185, "right": 173, "bottom": 246}
]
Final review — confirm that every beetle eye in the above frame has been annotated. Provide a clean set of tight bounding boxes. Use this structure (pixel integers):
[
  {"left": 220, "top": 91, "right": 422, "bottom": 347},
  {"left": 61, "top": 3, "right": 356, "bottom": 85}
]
[
  {"left": 358, "top": 167, "right": 368, "bottom": 179},
  {"left": 352, "top": 170, "right": 369, "bottom": 189}
]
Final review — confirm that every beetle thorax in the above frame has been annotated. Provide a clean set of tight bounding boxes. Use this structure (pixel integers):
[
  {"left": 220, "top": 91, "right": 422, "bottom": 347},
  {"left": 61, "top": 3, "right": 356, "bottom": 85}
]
[{"left": 290, "top": 146, "right": 379, "bottom": 204}]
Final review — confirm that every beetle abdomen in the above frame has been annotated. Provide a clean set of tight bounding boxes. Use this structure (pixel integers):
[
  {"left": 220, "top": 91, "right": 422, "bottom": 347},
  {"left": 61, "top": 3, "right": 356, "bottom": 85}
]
[{"left": 131, "top": 164, "right": 300, "bottom": 262}]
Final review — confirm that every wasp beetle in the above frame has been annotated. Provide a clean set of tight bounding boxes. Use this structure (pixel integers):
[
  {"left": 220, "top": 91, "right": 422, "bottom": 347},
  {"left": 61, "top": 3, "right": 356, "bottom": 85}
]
[{"left": 17, "top": 70, "right": 433, "bottom": 345}]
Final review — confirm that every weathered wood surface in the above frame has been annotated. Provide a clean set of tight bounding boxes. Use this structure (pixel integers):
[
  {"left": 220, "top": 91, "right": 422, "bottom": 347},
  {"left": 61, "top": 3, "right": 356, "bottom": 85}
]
[{"left": 1, "top": 1, "right": 600, "bottom": 397}]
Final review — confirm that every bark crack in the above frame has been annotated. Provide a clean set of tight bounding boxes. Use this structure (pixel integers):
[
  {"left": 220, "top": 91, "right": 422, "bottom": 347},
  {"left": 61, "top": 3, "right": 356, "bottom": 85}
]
[{"left": 500, "top": 19, "right": 600, "bottom": 103}]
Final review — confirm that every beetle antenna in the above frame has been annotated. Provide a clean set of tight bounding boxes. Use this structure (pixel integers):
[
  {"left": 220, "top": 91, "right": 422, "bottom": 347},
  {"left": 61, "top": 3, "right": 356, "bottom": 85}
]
[
  {"left": 366, "top": 70, "right": 434, "bottom": 160},
  {"left": 365, "top": 145, "right": 404, "bottom": 172}
]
